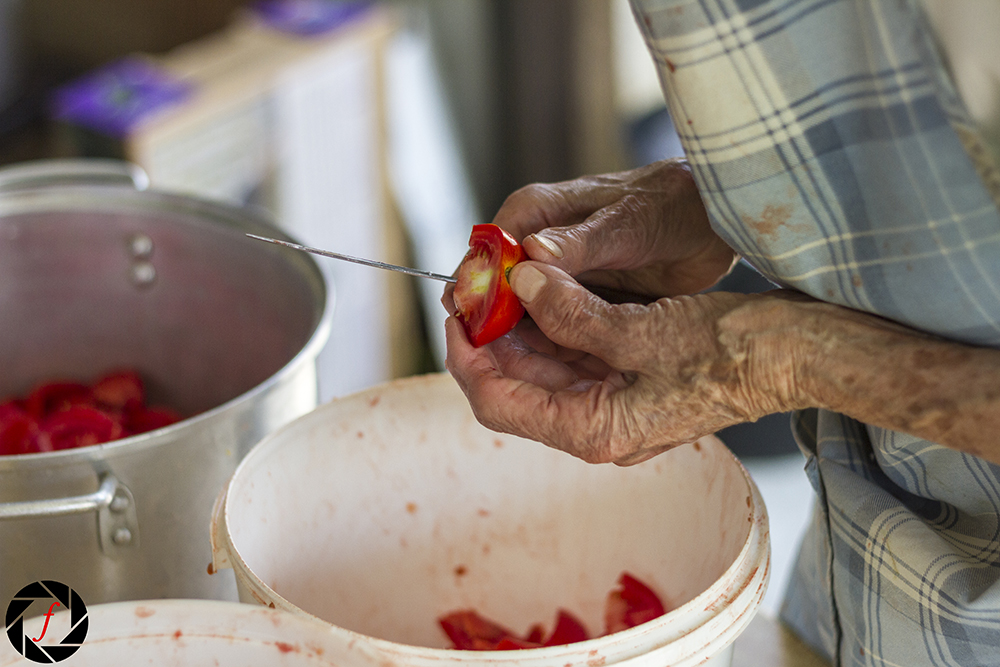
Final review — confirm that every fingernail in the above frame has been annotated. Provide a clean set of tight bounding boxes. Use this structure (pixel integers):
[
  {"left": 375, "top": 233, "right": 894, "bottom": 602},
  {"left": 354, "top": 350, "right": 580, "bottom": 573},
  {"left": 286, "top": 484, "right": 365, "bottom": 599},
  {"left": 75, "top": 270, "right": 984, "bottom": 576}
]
[
  {"left": 510, "top": 264, "right": 546, "bottom": 303},
  {"left": 530, "top": 233, "right": 564, "bottom": 259}
]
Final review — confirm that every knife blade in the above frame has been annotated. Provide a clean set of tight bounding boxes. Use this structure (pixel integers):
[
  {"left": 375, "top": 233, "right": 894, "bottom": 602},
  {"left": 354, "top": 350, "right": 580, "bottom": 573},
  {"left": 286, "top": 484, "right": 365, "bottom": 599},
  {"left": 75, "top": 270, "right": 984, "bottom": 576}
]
[{"left": 246, "top": 234, "right": 457, "bottom": 284}]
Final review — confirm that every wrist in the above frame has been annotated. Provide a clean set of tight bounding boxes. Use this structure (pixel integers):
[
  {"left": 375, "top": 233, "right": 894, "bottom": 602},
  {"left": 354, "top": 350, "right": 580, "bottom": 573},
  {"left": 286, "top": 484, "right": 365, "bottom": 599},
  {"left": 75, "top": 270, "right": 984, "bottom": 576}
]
[{"left": 714, "top": 292, "right": 817, "bottom": 419}]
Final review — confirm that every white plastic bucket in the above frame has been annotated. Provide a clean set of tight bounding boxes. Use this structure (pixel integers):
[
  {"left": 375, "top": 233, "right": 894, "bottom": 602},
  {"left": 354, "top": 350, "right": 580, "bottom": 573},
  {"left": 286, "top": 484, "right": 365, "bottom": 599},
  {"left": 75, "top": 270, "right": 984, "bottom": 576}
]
[
  {"left": 212, "top": 373, "right": 770, "bottom": 667},
  {"left": 0, "top": 599, "right": 382, "bottom": 666}
]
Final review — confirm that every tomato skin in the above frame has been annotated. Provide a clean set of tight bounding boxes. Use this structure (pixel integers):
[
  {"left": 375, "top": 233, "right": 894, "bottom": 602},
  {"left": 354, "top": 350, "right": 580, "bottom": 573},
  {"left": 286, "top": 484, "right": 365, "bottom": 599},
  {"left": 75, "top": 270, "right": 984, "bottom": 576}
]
[{"left": 454, "top": 224, "right": 527, "bottom": 347}]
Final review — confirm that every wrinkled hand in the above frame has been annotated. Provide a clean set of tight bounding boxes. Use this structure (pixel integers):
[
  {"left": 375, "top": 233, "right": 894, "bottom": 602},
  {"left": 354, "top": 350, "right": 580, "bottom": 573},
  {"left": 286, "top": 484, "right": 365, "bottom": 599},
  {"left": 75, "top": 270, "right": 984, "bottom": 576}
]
[
  {"left": 441, "top": 159, "right": 796, "bottom": 465},
  {"left": 445, "top": 266, "right": 803, "bottom": 465},
  {"left": 441, "top": 159, "right": 738, "bottom": 317}
]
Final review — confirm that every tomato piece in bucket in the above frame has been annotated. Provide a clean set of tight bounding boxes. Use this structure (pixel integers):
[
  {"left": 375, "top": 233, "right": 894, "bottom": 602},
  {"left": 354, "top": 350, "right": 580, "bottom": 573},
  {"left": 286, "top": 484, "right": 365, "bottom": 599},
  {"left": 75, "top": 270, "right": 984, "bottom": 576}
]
[
  {"left": 438, "top": 610, "right": 518, "bottom": 650},
  {"left": 604, "top": 572, "right": 667, "bottom": 634},
  {"left": 453, "top": 224, "right": 527, "bottom": 347},
  {"left": 437, "top": 572, "right": 665, "bottom": 650},
  {"left": 543, "top": 610, "right": 590, "bottom": 646}
]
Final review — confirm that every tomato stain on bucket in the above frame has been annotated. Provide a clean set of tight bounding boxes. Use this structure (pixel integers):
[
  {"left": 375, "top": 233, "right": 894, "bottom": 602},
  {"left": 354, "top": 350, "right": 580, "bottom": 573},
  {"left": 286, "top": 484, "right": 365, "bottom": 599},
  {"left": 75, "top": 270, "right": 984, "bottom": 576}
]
[
  {"left": 454, "top": 565, "right": 468, "bottom": 577},
  {"left": 407, "top": 502, "right": 418, "bottom": 514},
  {"left": 275, "top": 641, "right": 295, "bottom": 654},
  {"left": 135, "top": 606, "right": 155, "bottom": 618},
  {"left": 207, "top": 562, "right": 216, "bottom": 575},
  {"left": 173, "top": 630, "right": 183, "bottom": 639}
]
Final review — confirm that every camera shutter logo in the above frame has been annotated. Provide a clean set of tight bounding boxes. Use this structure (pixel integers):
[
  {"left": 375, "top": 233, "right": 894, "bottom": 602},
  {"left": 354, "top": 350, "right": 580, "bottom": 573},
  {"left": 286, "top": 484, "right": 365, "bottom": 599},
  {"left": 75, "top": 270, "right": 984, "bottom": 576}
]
[{"left": 5, "top": 581, "right": 88, "bottom": 663}]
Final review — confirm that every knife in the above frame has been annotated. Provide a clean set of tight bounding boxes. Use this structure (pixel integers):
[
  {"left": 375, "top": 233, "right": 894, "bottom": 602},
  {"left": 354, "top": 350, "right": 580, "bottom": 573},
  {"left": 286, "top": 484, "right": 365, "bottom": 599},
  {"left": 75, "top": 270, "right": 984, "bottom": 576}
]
[
  {"left": 246, "top": 233, "right": 656, "bottom": 304},
  {"left": 246, "top": 234, "right": 457, "bottom": 283}
]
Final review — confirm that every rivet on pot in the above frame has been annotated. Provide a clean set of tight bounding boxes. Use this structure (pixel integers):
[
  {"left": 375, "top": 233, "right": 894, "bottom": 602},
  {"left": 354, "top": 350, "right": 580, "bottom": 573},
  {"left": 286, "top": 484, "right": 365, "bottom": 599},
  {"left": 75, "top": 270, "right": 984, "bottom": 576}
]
[
  {"left": 130, "top": 261, "right": 157, "bottom": 288},
  {"left": 112, "top": 527, "right": 133, "bottom": 545},
  {"left": 110, "top": 495, "right": 130, "bottom": 513},
  {"left": 129, "top": 233, "right": 154, "bottom": 258}
]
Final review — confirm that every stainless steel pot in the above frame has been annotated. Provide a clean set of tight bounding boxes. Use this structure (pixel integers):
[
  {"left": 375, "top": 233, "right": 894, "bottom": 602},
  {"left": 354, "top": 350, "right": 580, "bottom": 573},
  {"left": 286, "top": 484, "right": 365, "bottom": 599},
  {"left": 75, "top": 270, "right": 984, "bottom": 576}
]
[{"left": 0, "top": 159, "right": 332, "bottom": 605}]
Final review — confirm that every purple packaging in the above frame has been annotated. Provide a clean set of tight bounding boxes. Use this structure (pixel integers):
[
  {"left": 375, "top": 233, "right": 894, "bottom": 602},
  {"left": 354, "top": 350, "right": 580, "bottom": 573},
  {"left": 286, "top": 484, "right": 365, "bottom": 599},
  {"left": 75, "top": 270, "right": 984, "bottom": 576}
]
[
  {"left": 250, "top": 0, "right": 372, "bottom": 36},
  {"left": 50, "top": 58, "right": 192, "bottom": 139}
]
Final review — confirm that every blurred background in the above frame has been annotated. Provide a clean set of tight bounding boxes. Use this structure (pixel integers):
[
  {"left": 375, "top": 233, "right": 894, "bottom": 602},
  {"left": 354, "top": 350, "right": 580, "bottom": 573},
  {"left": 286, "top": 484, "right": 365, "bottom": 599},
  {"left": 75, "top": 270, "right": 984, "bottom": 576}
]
[{"left": 0, "top": 0, "right": 809, "bottom": 614}]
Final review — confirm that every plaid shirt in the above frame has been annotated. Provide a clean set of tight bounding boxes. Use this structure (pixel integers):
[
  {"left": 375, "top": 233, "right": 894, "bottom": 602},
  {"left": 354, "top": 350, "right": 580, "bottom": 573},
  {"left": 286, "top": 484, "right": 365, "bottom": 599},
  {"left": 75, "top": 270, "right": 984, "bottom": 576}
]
[{"left": 629, "top": 1, "right": 1000, "bottom": 665}]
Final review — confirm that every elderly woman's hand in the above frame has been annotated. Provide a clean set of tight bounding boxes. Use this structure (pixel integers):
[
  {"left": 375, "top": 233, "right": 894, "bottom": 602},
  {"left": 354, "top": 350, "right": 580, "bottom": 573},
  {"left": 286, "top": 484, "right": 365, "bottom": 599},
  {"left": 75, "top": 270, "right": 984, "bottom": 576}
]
[
  {"left": 441, "top": 159, "right": 776, "bottom": 464},
  {"left": 441, "top": 159, "right": 739, "bottom": 318},
  {"left": 445, "top": 263, "right": 808, "bottom": 465}
]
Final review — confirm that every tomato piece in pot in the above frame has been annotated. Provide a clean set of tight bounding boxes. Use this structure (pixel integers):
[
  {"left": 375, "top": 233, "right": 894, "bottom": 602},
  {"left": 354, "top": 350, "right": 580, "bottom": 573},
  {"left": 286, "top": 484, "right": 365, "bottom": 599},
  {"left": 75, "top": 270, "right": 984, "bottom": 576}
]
[
  {"left": 92, "top": 370, "right": 145, "bottom": 412},
  {"left": 24, "top": 381, "right": 92, "bottom": 419},
  {"left": 126, "top": 406, "right": 182, "bottom": 435},
  {"left": 0, "top": 405, "right": 45, "bottom": 455},
  {"left": 453, "top": 224, "right": 527, "bottom": 347},
  {"left": 40, "top": 406, "right": 125, "bottom": 451}
]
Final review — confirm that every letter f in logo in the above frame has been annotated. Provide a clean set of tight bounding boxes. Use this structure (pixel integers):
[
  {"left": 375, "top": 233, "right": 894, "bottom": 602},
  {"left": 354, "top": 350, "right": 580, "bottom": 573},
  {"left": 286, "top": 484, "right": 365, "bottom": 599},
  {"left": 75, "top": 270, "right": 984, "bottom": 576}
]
[{"left": 31, "top": 602, "right": 61, "bottom": 643}]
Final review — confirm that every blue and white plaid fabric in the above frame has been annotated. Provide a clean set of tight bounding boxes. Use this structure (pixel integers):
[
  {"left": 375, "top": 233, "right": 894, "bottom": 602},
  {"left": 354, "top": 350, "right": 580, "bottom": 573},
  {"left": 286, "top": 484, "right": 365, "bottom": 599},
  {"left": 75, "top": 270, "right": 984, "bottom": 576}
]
[{"left": 629, "top": 1, "right": 1000, "bottom": 665}]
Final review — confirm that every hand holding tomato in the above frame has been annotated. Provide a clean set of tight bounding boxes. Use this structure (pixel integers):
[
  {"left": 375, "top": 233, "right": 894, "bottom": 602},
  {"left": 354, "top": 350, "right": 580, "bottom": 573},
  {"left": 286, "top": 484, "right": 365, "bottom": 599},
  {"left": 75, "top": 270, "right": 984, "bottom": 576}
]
[
  {"left": 490, "top": 159, "right": 738, "bottom": 299},
  {"left": 444, "top": 160, "right": 804, "bottom": 465}
]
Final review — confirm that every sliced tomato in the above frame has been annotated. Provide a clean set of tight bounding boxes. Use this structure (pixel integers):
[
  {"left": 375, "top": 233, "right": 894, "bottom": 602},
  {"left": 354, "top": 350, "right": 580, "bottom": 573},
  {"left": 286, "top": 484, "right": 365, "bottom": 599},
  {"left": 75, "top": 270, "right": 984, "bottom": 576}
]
[
  {"left": 494, "top": 637, "right": 543, "bottom": 650},
  {"left": 125, "top": 406, "right": 182, "bottom": 435},
  {"left": 604, "top": 572, "right": 667, "bottom": 634},
  {"left": 24, "top": 381, "right": 92, "bottom": 419},
  {"left": 524, "top": 624, "right": 545, "bottom": 644},
  {"left": 40, "top": 406, "right": 124, "bottom": 451},
  {"left": 0, "top": 407, "right": 45, "bottom": 455},
  {"left": 453, "top": 224, "right": 527, "bottom": 347},
  {"left": 543, "top": 609, "right": 590, "bottom": 646},
  {"left": 438, "top": 610, "right": 517, "bottom": 651},
  {"left": 92, "top": 370, "right": 145, "bottom": 411}
]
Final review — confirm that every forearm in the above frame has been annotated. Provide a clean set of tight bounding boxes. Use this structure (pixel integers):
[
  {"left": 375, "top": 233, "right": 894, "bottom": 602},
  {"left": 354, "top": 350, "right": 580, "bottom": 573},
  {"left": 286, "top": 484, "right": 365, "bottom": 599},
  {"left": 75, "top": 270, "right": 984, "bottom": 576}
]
[{"left": 722, "top": 293, "right": 1000, "bottom": 466}]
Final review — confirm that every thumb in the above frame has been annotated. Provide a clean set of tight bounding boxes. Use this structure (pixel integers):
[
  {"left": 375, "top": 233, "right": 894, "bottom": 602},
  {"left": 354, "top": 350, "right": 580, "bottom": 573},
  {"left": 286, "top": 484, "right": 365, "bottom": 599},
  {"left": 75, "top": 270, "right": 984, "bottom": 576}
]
[{"left": 508, "top": 261, "right": 638, "bottom": 368}]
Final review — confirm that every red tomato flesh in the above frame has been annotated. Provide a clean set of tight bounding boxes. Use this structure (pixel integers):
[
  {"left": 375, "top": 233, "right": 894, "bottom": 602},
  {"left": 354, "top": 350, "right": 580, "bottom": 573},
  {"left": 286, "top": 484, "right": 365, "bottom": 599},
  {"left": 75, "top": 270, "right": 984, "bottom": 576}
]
[
  {"left": 453, "top": 224, "right": 527, "bottom": 347},
  {"left": 604, "top": 572, "right": 667, "bottom": 634},
  {"left": 437, "top": 572, "right": 666, "bottom": 651},
  {"left": 0, "top": 369, "right": 184, "bottom": 455}
]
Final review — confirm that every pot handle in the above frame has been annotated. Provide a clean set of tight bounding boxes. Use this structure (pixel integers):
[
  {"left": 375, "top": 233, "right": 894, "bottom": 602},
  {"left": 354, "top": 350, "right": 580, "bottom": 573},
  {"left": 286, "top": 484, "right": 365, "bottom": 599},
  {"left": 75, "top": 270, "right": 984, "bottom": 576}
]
[
  {"left": 0, "top": 473, "right": 140, "bottom": 558},
  {"left": 0, "top": 158, "right": 149, "bottom": 193}
]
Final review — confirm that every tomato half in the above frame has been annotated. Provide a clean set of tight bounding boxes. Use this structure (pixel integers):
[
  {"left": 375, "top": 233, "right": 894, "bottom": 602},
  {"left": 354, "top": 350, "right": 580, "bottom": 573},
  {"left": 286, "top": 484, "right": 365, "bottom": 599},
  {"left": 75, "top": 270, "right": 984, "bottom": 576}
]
[{"left": 453, "top": 224, "right": 527, "bottom": 347}]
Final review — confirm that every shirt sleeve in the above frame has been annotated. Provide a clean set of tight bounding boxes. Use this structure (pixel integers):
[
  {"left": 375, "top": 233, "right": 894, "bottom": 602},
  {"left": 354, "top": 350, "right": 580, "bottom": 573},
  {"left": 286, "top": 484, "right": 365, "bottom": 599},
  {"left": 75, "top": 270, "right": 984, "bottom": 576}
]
[{"left": 628, "top": 0, "right": 1000, "bottom": 346}]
